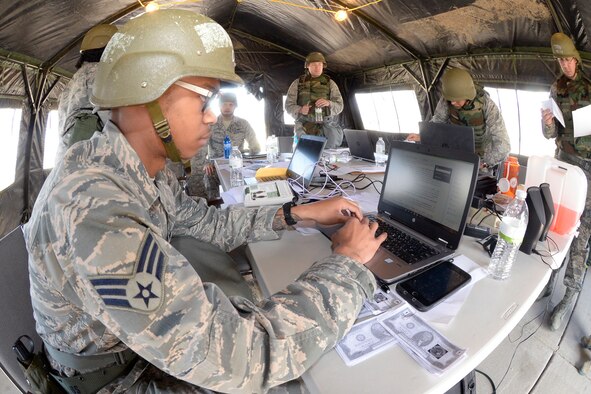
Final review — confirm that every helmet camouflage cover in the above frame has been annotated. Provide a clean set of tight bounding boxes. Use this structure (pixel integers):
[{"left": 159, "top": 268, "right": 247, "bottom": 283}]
[
  {"left": 551, "top": 32, "right": 581, "bottom": 64},
  {"left": 80, "top": 24, "right": 118, "bottom": 52},
  {"left": 91, "top": 9, "right": 242, "bottom": 108},
  {"left": 441, "top": 68, "right": 477, "bottom": 102},
  {"left": 305, "top": 52, "right": 326, "bottom": 67}
]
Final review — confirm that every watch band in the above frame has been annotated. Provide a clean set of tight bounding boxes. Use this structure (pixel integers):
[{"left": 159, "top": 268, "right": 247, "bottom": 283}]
[{"left": 282, "top": 201, "right": 298, "bottom": 226}]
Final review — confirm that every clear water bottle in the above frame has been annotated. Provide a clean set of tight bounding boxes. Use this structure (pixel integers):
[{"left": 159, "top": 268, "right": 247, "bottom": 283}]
[
  {"left": 292, "top": 134, "right": 299, "bottom": 153},
  {"left": 229, "top": 146, "right": 244, "bottom": 187},
  {"left": 223, "top": 135, "right": 232, "bottom": 159},
  {"left": 315, "top": 106, "right": 323, "bottom": 123},
  {"left": 266, "top": 135, "right": 278, "bottom": 163},
  {"left": 487, "top": 188, "right": 529, "bottom": 280},
  {"left": 375, "top": 137, "right": 386, "bottom": 165}
]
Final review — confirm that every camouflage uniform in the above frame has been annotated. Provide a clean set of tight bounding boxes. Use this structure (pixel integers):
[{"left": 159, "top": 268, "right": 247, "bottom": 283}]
[
  {"left": 285, "top": 76, "right": 344, "bottom": 149},
  {"left": 55, "top": 62, "right": 100, "bottom": 164},
  {"left": 209, "top": 115, "right": 260, "bottom": 157},
  {"left": 24, "top": 121, "right": 376, "bottom": 393},
  {"left": 431, "top": 86, "right": 510, "bottom": 167},
  {"left": 543, "top": 70, "right": 591, "bottom": 293}
]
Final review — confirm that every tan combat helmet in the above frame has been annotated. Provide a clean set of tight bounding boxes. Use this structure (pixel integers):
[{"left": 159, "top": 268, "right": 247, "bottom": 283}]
[
  {"left": 441, "top": 68, "right": 477, "bottom": 102},
  {"left": 80, "top": 24, "right": 118, "bottom": 52},
  {"left": 91, "top": 10, "right": 242, "bottom": 174},
  {"left": 305, "top": 52, "right": 327, "bottom": 68},
  {"left": 551, "top": 32, "right": 581, "bottom": 64}
]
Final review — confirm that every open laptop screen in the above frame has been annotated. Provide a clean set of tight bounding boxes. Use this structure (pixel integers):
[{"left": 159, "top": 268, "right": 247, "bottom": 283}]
[
  {"left": 379, "top": 142, "right": 479, "bottom": 249},
  {"left": 287, "top": 135, "right": 327, "bottom": 188},
  {"left": 419, "top": 121, "right": 475, "bottom": 153}
]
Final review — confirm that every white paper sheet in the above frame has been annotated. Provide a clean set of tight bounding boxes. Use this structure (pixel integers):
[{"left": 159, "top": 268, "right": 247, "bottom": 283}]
[
  {"left": 572, "top": 104, "right": 591, "bottom": 137},
  {"left": 541, "top": 98, "right": 565, "bottom": 127}
]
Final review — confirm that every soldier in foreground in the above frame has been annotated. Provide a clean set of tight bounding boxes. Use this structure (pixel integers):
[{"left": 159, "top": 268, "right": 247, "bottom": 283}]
[
  {"left": 24, "top": 10, "right": 385, "bottom": 393},
  {"left": 55, "top": 24, "right": 118, "bottom": 163},
  {"left": 407, "top": 68, "right": 511, "bottom": 170},
  {"left": 285, "top": 52, "right": 345, "bottom": 148},
  {"left": 541, "top": 32, "right": 591, "bottom": 331}
]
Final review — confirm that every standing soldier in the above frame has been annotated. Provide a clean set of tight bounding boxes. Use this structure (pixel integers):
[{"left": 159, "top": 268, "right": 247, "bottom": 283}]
[
  {"left": 407, "top": 68, "right": 511, "bottom": 171},
  {"left": 55, "top": 24, "right": 117, "bottom": 163},
  {"left": 285, "top": 52, "right": 345, "bottom": 148},
  {"left": 541, "top": 32, "right": 591, "bottom": 331}
]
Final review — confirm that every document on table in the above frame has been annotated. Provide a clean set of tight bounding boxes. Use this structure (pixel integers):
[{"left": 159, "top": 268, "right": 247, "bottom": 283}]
[
  {"left": 541, "top": 98, "right": 565, "bottom": 127},
  {"left": 572, "top": 104, "right": 591, "bottom": 137}
]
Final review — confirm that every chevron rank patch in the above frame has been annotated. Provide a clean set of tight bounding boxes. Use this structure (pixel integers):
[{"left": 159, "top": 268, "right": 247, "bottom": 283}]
[{"left": 90, "top": 232, "right": 166, "bottom": 313}]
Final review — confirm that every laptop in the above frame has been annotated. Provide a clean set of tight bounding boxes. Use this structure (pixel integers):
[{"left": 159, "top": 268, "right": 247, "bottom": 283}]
[
  {"left": 255, "top": 135, "right": 327, "bottom": 188},
  {"left": 344, "top": 129, "right": 375, "bottom": 161},
  {"left": 419, "top": 121, "right": 475, "bottom": 153},
  {"left": 321, "top": 141, "right": 479, "bottom": 284}
]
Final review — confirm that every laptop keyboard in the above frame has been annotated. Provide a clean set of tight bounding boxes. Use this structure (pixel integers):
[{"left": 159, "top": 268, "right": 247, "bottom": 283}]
[{"left": 368, "top": 215, "right": 439, "bottom": 264}]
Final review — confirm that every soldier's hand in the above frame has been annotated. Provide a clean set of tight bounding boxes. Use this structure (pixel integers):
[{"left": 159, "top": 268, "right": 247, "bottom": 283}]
[
  {"left": 405, "top": 133, "right": 421, "bottom": 142},
  {"left": 331, "top": 217, "right": 386, "bottom": 264},
  {"left": 541, "top": 108, "right": 554, "bottom": 126},
  {"left": 300, "top": 104, "right": 311, "bottom": 115},
  {"left": 315, "top": 98, "right": 331, "bottom": 108},
  {"left": 203, "top": 163, "right": 215, "bottom": 176},
  {"left": 291, "top": 196, "right": 362, "bottom": 225}
]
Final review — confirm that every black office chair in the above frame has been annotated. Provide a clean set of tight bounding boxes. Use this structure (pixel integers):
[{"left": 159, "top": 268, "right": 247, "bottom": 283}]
[{"left": 0, "top": 227, "right": 41, "bottom": 393}]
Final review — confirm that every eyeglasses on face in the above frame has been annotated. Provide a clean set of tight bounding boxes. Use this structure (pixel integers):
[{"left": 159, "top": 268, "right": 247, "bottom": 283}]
[{"left": 174, "top": 80, "right": 219, "bottom": 113}]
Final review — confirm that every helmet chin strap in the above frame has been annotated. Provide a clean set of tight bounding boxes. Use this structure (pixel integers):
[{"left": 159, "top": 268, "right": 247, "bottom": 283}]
[{"left": 145, "top": 100, "right": 192, "bottom": 176}]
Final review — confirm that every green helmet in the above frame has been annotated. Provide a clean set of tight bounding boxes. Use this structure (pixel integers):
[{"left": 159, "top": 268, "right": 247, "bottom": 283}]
[
  {"left": 91, "top": 9, "right": 242, "bottom": 108},
  {"left": 441, "top": 68, "right": 476, "bottom": 102},
  {"left": 305, "top": 52, "right": 326, "bottom": 68},
  {"left": 551, "top": 32, "right": 581, "bottom": 64},
  {"left": 80, "top": 24, "right": 118, "bottom": 52},
  {"left": 219, "top": 92, "right": 237, "bottom": 105}
]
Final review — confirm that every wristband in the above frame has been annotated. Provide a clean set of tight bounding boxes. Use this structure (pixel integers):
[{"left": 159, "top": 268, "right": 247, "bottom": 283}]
[{"left": 282, "top": 202, "right": 298, "bottom": 226}]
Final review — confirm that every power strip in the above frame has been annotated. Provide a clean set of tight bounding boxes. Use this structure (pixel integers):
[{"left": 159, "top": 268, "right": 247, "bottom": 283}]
[{"left": 464, "top": 223, "right": 492, "bottom": 239}]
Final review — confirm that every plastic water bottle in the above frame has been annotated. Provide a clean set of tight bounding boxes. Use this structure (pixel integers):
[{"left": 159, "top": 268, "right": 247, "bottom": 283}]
[
  {"left": 487, "top": 188, "right": 529, "bottom": 280},
  {"left": 229, "top": 146, "right": 243, "bottom": 187},
  {"left": 375, "top": 137, "right": 386, "bottom": 165},
  {"left": 223, "top": 135, "right": 232, "bottom": 159},
  {"left": 266, "top": 135, "right": 278, "bottom": 163},
  {"left": 292, "top": 134, "right": 299, "bottom": 153},
  {"left": 315, "top": 106, "right": 323, "bottom": 123}
]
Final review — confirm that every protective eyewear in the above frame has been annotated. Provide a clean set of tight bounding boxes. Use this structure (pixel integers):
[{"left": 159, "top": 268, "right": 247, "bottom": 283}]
[{"left": 174, "top": 80, "right": 219, "bottom": 113}]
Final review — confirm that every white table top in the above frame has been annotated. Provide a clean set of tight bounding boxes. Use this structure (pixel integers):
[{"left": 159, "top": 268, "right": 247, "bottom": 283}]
[{"left": 246, "top": 229, "right": 552, "bottom": 394}]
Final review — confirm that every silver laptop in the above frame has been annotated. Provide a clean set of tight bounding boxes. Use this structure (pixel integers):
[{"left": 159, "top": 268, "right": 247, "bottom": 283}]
[
  {"left": 344, "top": 129, "right": 375, "bottom": 161},
  {"left": 419, "top": 121, "right": 475, "bottom": 153},
  {"left": 320, "top": 141, "right": 479, "bottom": 284}
]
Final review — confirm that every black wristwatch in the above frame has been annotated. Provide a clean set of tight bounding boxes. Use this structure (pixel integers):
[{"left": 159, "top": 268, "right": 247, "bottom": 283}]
[{"left": 282, "top": 201, "right": 298, "bottom": 226}]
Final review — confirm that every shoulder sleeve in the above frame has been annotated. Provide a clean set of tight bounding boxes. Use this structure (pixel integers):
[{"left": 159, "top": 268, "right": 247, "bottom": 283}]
[
  {"left": 285, "top": 79, "right": 301, "bottom": 118},
  {"left": 430, "top": 98, "right": 450, "bottom": 123},
  {"left": 51, "top": 173, "right": 376, "bottom": 392},
  {"left": 241, "top": 118, "right": 260, "bottom": 153},
  {"left": 482, "top": 97, "right": 510, "bottom": 166},
  {"left": 329, "top": 80, "right": 344, "bottom": 116}
]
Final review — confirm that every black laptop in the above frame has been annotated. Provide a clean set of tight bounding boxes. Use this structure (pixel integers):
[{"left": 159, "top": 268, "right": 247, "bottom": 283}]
[
  {"left": 320, "top": 141, "right": 479, "bottom": 284},
  {"left": 344, "top": 129, "right": 375, "bottom": 161},
  {"left": 419, "top": 121, "right": 475, "bottom": 153}
]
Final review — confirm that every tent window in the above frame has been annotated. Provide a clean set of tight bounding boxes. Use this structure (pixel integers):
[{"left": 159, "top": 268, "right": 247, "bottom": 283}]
[
  {"left": 355, "top": 90, "right": 421, "bottom": 133},
  {"left": 215, "top": 87, "right": 266, "bottom": 151},
  {"left": 43, "top": 110, "right": 59, "bottom": 169},
  {"left": 283, "top": 95, "right": 295, "bottom": 126},
  {"left": 0, "top": 108, "right": 22, "bottom": 191},
  {"left": 484, "top": 87, "right": 555, "bottom": 157}
]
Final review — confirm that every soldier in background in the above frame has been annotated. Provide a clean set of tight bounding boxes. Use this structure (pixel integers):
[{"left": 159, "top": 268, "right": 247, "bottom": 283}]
[
  {"left": 24, "top": 10, "right": 385, "bottom": 393},
  {"left": 541, "top": 32, "right": 591, "bottom": 331},
  {"left": 285, "top": 52, "right": 344, "bottom": 148},
  {"left": 54, "top": 24, "right": 117, "bottom": 163},
  {"left": 406, "top": 68, "right": 511, "bottom": 171}
]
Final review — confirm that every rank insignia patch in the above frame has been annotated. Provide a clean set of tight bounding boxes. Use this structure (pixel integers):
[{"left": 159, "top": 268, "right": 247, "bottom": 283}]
[{"left": 90, "top": 232, "right": 166, "bottom": 313}]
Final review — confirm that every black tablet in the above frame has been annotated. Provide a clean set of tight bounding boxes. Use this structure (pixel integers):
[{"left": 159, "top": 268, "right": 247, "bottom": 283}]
[{"left": 395, "top": 260, "right": 471, "bottom": 311}]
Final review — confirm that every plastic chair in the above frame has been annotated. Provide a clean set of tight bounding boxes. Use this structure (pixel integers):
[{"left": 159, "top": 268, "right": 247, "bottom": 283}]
[{"left": 0, "top": 227, "right": 41, "bottom": 393}]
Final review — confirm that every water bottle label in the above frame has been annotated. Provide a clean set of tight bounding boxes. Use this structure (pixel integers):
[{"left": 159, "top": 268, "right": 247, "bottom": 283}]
[
  {"left": 229, "top": 158, "right": 242, "bottom": 168},
  {"left": 498, "top": 219, "right": 525, "bottom": 244}
]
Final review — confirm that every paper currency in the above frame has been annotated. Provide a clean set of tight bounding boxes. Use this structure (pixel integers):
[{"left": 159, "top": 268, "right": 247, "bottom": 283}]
[
  {"left": 364, "top": 288, "right": 404, "bottom": 314},
  {"left": 381, "top": 308, "right": 466, "bottom": 373},
  {"left": 336, "top": 317, "right": 396, "bottom": 366}
]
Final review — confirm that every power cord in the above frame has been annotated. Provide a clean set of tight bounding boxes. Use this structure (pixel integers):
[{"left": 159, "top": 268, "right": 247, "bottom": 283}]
[{"left": 475, "top": 369, "right": 496, "bottom": 394}]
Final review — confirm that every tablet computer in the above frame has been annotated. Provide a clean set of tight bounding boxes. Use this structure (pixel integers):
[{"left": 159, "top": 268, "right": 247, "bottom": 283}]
[{"left": 394, "top": 260, "right": 471, "bottom": 311}]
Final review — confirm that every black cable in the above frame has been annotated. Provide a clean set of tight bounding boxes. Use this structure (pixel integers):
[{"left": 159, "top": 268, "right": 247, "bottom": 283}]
[
  {"left": 477, "top": 212, "right": 494, "bottom": 226},
  {"left": 475, "top": 369, "right": 497, "bottom": 394}
]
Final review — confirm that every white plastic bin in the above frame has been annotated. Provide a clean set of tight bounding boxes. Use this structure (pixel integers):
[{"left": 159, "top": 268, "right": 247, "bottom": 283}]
[{"left": 525, "top": 155, "right": 587, "bottom": 235}]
